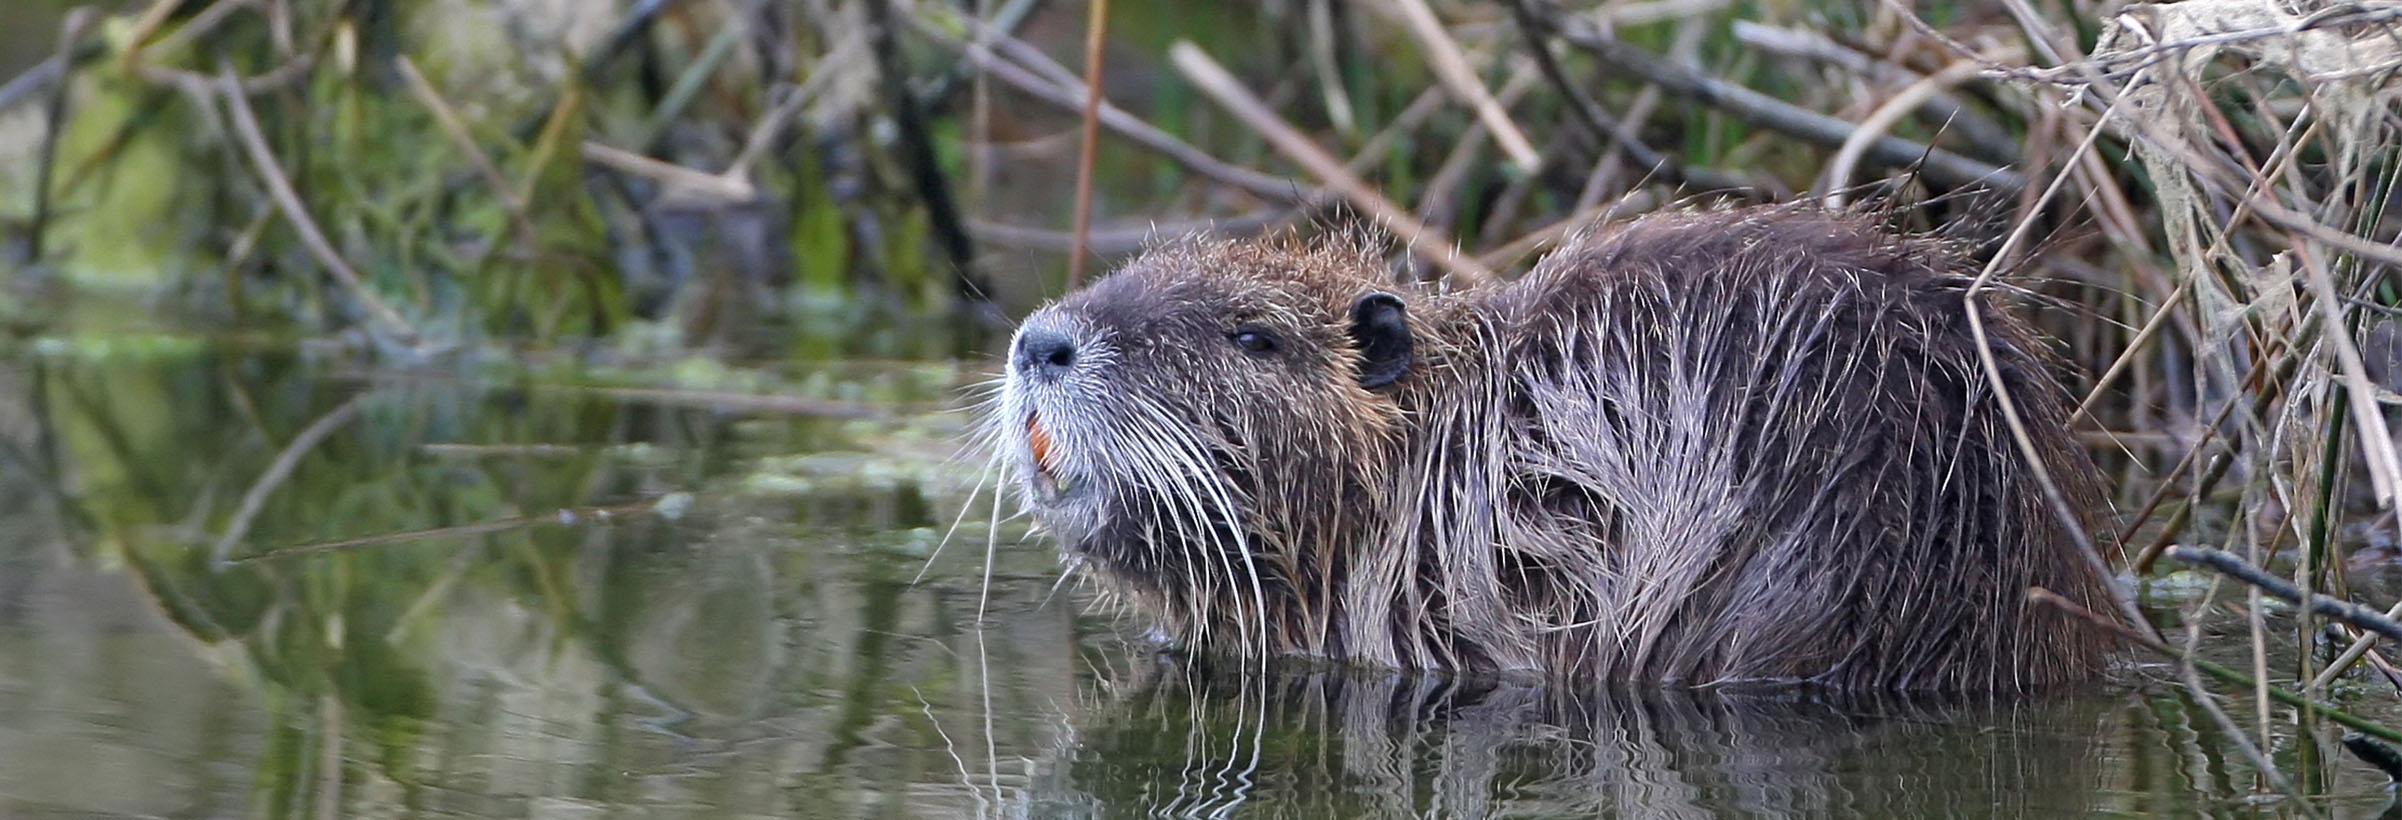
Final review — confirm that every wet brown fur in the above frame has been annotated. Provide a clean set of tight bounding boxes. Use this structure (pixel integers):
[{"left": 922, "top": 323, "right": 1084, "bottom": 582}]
[{"left": 991, "top": 204, "right": 2120, "bottom": 691}]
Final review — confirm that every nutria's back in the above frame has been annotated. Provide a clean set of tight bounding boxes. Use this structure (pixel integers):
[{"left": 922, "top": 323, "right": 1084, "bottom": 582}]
[{"left": 988, "top": 205, "right": 2118, "bottom": 692}]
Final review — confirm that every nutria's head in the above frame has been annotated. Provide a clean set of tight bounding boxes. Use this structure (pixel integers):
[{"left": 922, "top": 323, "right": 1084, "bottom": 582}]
[{"left": 988, "top": 239, "right": 1422, "bottom": 632}]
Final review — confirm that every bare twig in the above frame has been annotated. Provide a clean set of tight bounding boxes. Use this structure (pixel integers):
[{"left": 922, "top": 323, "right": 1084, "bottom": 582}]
[
  {"left": 1732, "top": 21, "right": 2020, "bottom": 163},
  {"left": 725, "top": 35, "right": 864, "bottom": 181},
  {"left": 911, "top": 10, "right": 1301, "bottom": 201},
  {"left": 27, "top": 9, "right": 96, "bottom": 263},
  {"left": 131, "top": 0, "right": 327, "bottom": 98},
  {"left": 2070, "top": 277, "right": 2192, "bottom": 425},
  {"left": 2123, "top": 351, "right": 2299, "bottom": 573},
  {"left": 974, "top": 79, "right": 1458, "bottom": 261},
  {"left": 1537, "top": 6, "right": 2026, "bottom": 193},
  {"left": 1586, "top": 0, "right": 1733, "bottom": 25},
  {"left": 139, "top": 0, "right": 254, "bottom": 65},
  {"left": 915, "top": 0, "right": 1047, "bottom": 110},
  {"left": 395, "top": 56, "right": 538, "bottom": 255},
  {"left": 1386, "top": 0, "right": 1540, "bottom": 172},
  {"left": 1823, "top": 60, "right": 1992, "bottom": 207},
  {"left": 1418, "top": 62, "right": 1539, "bottom": 228},
  {"left": 218, "top": 69, "right": 422, "bottom": 344},
  {"left": 2020, "top": 5, "right": 2402, "bottom": 84},
  {"left": 1170, "top": 42, "right": 1495, "bottom": 285},
  {"left": 116, "top": 0, "right": 190, "bottom": 68},
  {"left": 2168, "top": 546, "right": 2402, "bottom": 642},
  {"left": 634, "top": 10, "right": 750, "bottom": 150},
  {"left": 1506, "top": 0, "right": 1763, "bottom": 196},
  {"left": 0, "top": 52, "right": 72, "bottom": 114},
  {"left": 2314, "top": 610, "right": 2402, "bottom": 691},
  {"left": 972, "top": 211, "right": 1292, "bottom": 256},
  {"left": 581, "top": 141, "right": 758, "bottom": 202},
  {"left": 1066, "top": 0, "right": 1111, "bottom": 288},
  {"left": 1959, "top": 99, "right": 2159, "bottom": 641},
  {"left": 2299, "top": 241, "right": 2402, "bottom": 511},
  {"left": 1307, "top": 0, "right": 1355, "bottom": 136},
  {"left": 579, "top": 0, "right": 682, "bottom": 87},
  {"left": 2344, "top": 734, "right": 2402, "bottom": 783}
]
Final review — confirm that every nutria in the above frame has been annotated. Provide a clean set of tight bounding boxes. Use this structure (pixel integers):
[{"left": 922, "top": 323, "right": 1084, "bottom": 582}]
[{"left": 985, "top": 205, "right": 2119, "bottom": 691}]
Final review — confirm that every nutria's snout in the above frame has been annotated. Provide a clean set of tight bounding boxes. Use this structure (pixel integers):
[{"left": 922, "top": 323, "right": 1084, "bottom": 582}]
[
  {"left": 1002, "top": 310, "right": 1106, "bottom": 516},
  {"left": 1013, "top": 326, "right": 1080, "bottom": 383}
]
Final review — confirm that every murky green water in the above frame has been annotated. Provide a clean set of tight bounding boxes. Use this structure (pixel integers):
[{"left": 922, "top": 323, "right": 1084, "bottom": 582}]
[{"left": 6, "top": 331, "right": 2402, "bottom": 819}]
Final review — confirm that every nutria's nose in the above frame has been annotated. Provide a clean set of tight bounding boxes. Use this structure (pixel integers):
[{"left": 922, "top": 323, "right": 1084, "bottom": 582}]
[{"left": 1014, "top": 328, "right": 1078, "bottom": 380}]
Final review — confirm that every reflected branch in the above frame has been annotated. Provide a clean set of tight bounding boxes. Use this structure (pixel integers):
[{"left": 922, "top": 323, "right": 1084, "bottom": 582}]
[
  {"left": 210, "top": 391, "right": 371, "bottom": 566},
  {"left": 224, "top": 496, "right": 680, "bottom": 565}
]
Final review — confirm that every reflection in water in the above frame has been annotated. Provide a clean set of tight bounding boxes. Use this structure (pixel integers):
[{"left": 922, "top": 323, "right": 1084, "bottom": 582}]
[
  {"left": 1035, "top": 661, "right": 2122, "bottom": 818},
  {"left": 3, "top": 349, "right": 2402, "bottom": 818}
]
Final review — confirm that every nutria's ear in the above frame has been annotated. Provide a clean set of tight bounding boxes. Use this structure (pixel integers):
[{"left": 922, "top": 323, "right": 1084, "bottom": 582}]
[{"left": 1350, "top": 293, "right": 1413, "bottom": 390}]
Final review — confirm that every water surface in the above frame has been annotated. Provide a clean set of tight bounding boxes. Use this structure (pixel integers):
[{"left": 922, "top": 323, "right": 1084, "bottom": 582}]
[{"left": 4, "top": 337, "right": 2402, "bottom": 819}]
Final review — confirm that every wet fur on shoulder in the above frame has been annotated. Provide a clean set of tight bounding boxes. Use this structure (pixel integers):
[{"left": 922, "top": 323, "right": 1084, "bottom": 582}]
[{"left": 989, "top": 204, "right": 2119, "bottom": 692}]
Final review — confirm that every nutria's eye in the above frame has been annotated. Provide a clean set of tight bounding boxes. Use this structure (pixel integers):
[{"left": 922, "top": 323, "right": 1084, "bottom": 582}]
[{"left": 1229, "top": 327, "right": 1279, "bottom": 355}]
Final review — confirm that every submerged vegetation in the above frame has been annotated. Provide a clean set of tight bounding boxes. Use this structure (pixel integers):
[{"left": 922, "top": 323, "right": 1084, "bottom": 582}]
[{"left": 3, "top": 0, "right": 2402, "bottom": 811}]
